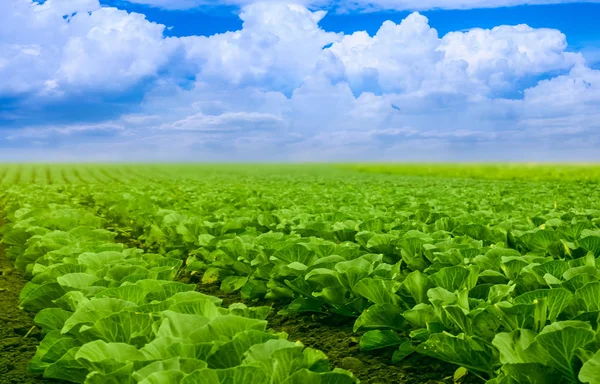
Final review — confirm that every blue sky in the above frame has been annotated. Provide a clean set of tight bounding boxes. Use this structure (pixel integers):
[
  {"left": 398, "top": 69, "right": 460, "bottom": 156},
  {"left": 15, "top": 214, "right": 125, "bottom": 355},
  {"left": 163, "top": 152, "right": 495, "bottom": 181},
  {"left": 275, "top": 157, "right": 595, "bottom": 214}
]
[{"left": 1, "top": 0, "right": 600, "bottom": 161}]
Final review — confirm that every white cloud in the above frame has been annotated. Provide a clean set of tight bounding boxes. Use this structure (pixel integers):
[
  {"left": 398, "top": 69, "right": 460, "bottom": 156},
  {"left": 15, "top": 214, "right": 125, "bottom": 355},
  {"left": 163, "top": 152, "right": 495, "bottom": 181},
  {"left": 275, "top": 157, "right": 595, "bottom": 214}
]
[
  {"left": 5, "top": 121, "right": 125, "bottom": 140},
  {"left": 332, "top": 0, "right": 600, "bottom": 12},
  {"left": 158, "top": 111, "right": 284, "bottom": 131},
  {"left": 122, "top": 0, "right": 600, "bottom": 11},
  {"left": 2, "top": 2, "right": 599, "bottom": 161},
  {"left": 0, "top": 0, "right": 180, "bottom": 96},
  {"left": 328, "top": 13, "right": 583, "bottom": 95},
  {"left": 181, "top": 3, "right": 339, "bottom": 93}
]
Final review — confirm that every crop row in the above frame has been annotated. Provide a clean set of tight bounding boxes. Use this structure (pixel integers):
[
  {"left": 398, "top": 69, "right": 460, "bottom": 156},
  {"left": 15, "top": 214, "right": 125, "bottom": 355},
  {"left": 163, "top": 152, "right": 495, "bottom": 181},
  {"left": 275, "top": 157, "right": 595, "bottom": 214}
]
[
  {"left": 71, "top": 171, "right": 600, "bottom": 383},
  {"left": 0, "top": 185, "right": 357, "bottom": 383},
  {"left": 3, "top": 169, "right": 600, "bottom": 383},
  {"left": 0, "top": 165, "right": 178, "bottom": 185}
]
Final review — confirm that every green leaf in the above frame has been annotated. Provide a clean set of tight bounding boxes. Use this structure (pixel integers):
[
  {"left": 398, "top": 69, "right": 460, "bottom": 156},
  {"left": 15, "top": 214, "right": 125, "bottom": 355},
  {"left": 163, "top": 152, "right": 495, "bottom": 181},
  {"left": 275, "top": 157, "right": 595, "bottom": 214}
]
[
  {"left": 29, "top": 331, "right": 79, "bottom": 373},
  {"left": 281, "top": 368, "right": 358, "bottom": 384},
  {"left": 220, "top": 276, "right": 249, "bottom": 293},
  {"left": 34, "top": 308, "right": 73, "bottom": 333},
  {"left": 514, "top": 288, "right": 573, "bottom": 322},
  {"left": 94, "top": 285, "right": 149, "bottom": 305},
  {"left": 20, "top": 282, "right": 67, "bottom": 312},
  {"left": 352, "top": 278, "right": 398, "bottom": 305},
  {"left": 402, "top": 270, "right": 432, "bottom": 304},
  {"left": 430, "top": 266, "right": 471, "bottom": 292},
  {"left": 79, "top": 311, "right": 157, "bottom": 348},
  {"left": 403, "top": 304, "right": 436, "bottom": 328},
  {"left": 207, "top": 329, "right": 280, "bottom": 369},
  {"left": 579, "top": 236, "right": 600, "bottom": 257},
  {"left": 417, "top": 333, "right": 498, "bottom": 376},
  {"left": 85, "top": 363, "right": 136, "bottom": 384},
  {"left": 580, "top": 350, "right": 600, "bottom": 384},
  {"left": 528, "top": 321, "right": 595, "bottom": 381},
  {"left": 75, "top": 340, "right": 146, "bottom": 374},
  {"left": 499, "top": 363, "right": 568, "bottom": 384},
  {"left": 53, "top": 291, "right": 90, "bottom": 312},
  {"left": 189, "top": 315, "right": 268, "bottom": 343},
  {"left": 334, "top": 258, "right": 373, "bottom": 291},
  {"left": 182, "top": 366, "right": 268, "bottom": 384},
  {"left": 78, "top": 252, "right": 124, "bottom": 270},
  {"left": 575, "top": 282, "right": 600, "bottom": 311},
  {"left": 443, "top": 305, "right": 472, "bottom": 335},
  {"left": 133, "top": 357, "right": 207, "bottom": 381},
  {"left": 168, "top": 297, "right": 221, "bottom": 319},
  {"left": 353, "top": 304, "right": 405, "bottom": 333},
  {"left": 273, "top": 244, "right": 317, "bottom": 265},
  {"left": 62, "top": 298, "right": 137, "bottom": 334},
  {"left": 140, "top": 336, "right": 214, "bottom": 361},
  {"left": 138, "top": 371, "right": 185, "bottom": 384},
  {"left": 227, "top": 303, "right": 271, "bottom": 320},
  {"left": 391, "top": 341, "right": 416, "bottom": 363},
  {"left": 492, "top": 329, "right": 538, "bottom": 365},
  {"left": 43, "top": 347, "right": 88, "bottom": 383},
  {"left": 359, "top": 330, "right": 406, "bottom": 351},
  {"left": 56, "top": 273, "right": 99, "bottom": 290},
  {"left": 156, "top": 311, "right": 211, "bottom": 339}
]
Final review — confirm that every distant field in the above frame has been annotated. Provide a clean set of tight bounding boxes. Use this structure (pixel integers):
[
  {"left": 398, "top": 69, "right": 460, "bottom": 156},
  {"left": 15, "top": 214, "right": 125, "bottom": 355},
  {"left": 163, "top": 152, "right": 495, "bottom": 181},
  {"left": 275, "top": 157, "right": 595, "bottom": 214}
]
[
  {"left": 340, "top": 163, "right": 600, "bottom": 181},
  {"left": 1, "top": 163, "right": 600, "bottom": 185}
]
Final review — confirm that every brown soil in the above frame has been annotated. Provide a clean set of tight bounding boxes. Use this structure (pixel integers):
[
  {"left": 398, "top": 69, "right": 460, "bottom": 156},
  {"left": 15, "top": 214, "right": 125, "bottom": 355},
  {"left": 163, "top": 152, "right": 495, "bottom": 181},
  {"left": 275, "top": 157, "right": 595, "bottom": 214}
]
[
  {"left": 0, "top": 245, "right": 59, "bottom": 384},
  {"left": 193, "top": 279, "right": 482, "bottom": 384}
]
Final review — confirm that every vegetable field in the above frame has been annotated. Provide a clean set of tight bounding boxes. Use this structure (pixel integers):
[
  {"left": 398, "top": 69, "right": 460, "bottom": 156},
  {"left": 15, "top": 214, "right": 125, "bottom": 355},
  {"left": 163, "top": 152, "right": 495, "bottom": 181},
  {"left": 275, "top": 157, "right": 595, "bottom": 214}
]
[{"left": 1, "top": 164, "right": 600, "bottom": 384}]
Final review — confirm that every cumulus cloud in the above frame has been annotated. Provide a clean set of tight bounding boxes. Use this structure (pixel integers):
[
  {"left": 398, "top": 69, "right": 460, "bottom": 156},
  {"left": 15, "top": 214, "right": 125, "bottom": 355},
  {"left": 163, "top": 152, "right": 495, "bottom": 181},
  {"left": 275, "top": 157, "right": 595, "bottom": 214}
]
[
  {"left": 122, "top": 0, "right": 600, "bottom": 11},
  {"left": 1, "top": 1, "right": 599, "bottom": 161},
  {"left": 0, "top": 0, "right": 180, "bottom": 97},
  {"left": 328, "top": 13, "right": 583, "bottom": 95},
  {"left": 180, "top": 4, "right": 339, "bottom": 94}
]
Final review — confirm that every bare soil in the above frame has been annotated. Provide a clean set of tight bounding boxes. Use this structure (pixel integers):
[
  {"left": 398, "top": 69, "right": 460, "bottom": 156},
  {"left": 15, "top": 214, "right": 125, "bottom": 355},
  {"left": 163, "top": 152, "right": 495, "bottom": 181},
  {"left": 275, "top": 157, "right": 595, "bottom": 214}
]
[{"left": 0, "top": 245, "right": 59, "bottom": 384}]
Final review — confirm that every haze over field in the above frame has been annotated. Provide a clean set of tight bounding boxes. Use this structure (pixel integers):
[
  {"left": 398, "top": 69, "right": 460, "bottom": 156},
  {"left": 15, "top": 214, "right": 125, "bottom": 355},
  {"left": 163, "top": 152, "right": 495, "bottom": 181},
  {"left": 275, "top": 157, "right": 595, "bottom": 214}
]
[{"left": 1, "top": 0, "right": 599, "bottom": 161}]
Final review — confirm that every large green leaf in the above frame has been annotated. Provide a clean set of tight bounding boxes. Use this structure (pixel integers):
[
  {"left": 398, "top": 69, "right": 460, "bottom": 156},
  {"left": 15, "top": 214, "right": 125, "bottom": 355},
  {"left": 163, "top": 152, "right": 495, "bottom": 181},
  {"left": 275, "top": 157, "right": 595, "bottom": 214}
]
[
  {"left": 402, "top": 270, "right": 432, "bottom": 304},
  {"left": 281, "top": 368, "right": 358, "bottom": 384},
  {"left": 20, "top": 282, "right": 67, "bottom": 311},
  {"left": 207, "top": 329, "right": 281, "bottom": 369},
  {"left": 575, "top": 282, "right": 600, "bottom": 311},
  {"left": 133, "top": 357, "right": 207, "bottom": 381},
  {"left": 527, "top": 321, "right": 595, "bottom": 381},
  {"left": 580, "top": 350, "right": 600, "bottom": 384},
  {"left": 353, "top": 304, "right": 405, "bottom": 332},
  {"left": 182, "top": 366, "right": 268, "bottom": 384},
  {"left": 62, "top": 298, "right": 137, "bottom": 334},
  {"left": 34, "top": 308, "right": 73, "bottom": 333},
  {"left": 417, "top": 332, "right": 498, "bottom": 376},
  {"left": 579, "top": 236, "right": 600, "bottom": 257},
  {"left": 29, "top": 331, "right": 79, "bottom": 373},
  {"left": 79, "top": 311, "right": 157, "bottom": 347},
  {"left": 352, "top": 278, "right": 399, "bottom": 305},
  {"left": 74, "top": 340, "right": 147, "bottom": 374},
  {"left": 359, "top": 330, "right": 406, "bottom": 351}
]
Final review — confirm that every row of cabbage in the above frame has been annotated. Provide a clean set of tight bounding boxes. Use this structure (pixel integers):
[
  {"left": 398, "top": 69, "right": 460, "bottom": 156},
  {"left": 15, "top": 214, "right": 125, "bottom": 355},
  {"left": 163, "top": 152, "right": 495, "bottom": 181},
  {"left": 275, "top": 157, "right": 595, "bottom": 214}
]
[
  {"left": 73, "top": 174, "right": 600, "bottom": 383},
  {"left": 0, "top": 185, "right": 358, "bottom": 384}
]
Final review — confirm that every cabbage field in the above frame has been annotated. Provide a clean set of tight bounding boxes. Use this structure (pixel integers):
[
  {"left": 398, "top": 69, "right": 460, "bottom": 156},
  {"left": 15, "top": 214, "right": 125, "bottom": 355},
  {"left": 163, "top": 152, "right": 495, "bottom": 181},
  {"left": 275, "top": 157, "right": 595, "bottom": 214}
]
[{"left": 1, "top": 164, "right": 600, "bottom": 384}]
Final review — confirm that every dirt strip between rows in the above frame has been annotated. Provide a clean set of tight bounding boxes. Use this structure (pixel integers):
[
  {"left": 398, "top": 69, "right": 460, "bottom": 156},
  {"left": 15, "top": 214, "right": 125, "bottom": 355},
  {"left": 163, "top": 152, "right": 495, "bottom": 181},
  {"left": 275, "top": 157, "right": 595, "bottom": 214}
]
[{"left": 0, "top": 244, "right": 60, "bottom": 384}]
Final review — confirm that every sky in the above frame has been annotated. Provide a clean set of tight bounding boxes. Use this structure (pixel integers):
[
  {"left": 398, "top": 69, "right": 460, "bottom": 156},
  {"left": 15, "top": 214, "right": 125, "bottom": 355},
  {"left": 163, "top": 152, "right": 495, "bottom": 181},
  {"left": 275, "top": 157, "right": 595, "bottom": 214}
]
[{"left": 1, "top": 0, "right": 600, "bottom": 162}]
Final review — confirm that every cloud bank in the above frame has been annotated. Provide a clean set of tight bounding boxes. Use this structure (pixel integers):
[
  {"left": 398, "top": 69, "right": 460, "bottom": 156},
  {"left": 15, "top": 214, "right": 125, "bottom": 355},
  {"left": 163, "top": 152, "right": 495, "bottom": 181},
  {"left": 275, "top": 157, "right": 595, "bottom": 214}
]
[
  {"left": 123, "top": 0, "right": 600, "bottom": 11},
  {"left": 0, "top": 0, "right": 599, "bottom": 161}
]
